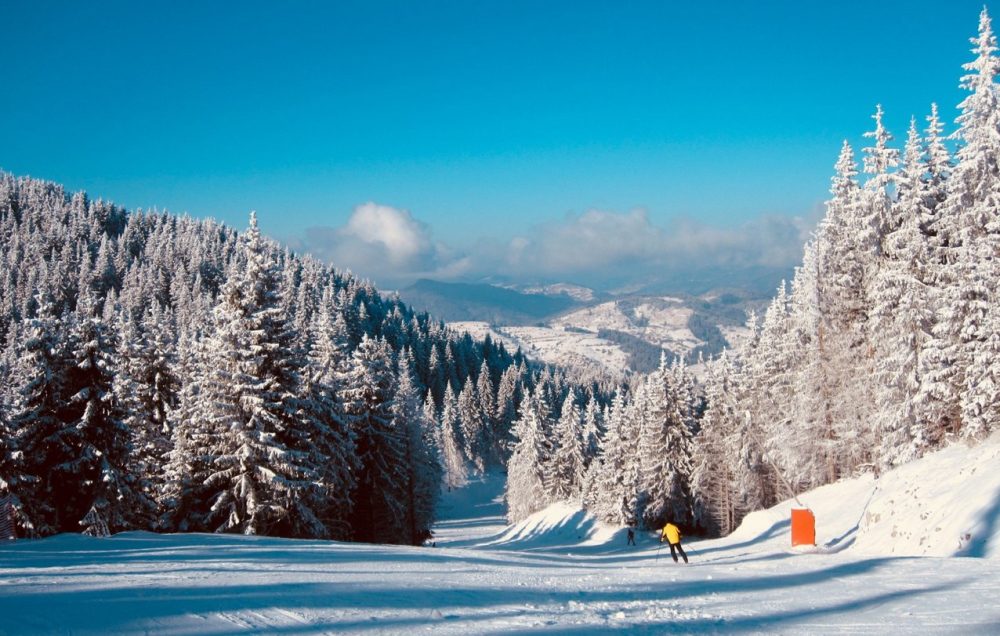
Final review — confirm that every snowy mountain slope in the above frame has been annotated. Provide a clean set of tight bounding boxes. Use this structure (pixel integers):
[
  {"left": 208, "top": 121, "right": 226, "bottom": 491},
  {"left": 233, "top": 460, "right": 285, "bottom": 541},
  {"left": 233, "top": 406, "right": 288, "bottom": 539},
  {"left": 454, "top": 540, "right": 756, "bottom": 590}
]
[
  {"left": 399, "top": 279, "right": 580, "bottom": 324},
  {"left": 501, "top": 325, "right": 634, "bottom": 372},
  {"left": 413, "top": 277, "right": 758, "bottom": 376},
  {"left": 449, "top": 297, "right": 705, "bottom": 376},
  {"left": 1, "top": 437, "right": 997, "bottom": 635},
  {"left": 551, "top": 297, "right": 697, "bottom": 349},
  {"left": 521, "top": 283, "right": 597, "bottom": 302},
  {"left": 449, "top": 321, "right": 635, "bottom": 374}
]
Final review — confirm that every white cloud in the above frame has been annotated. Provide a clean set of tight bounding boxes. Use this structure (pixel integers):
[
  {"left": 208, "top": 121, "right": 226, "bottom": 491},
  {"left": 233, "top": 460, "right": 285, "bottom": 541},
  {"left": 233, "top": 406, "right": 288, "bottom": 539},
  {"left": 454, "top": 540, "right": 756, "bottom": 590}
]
[
  {"left": 342, "top": 203, "right": 430, "bottom": 265},
  {"left": 288, "top": 202, "right": 820, "bottom": 291},
  {"left": 289, "top": 202, "right": 456, "bottom": 287}
]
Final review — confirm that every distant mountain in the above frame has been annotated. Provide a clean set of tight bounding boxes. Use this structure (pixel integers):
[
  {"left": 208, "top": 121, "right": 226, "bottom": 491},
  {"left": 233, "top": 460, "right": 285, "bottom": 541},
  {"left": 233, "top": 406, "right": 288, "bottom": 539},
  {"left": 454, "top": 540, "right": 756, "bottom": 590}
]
[
  {"left": 403, "top": 274, "right": 777, "bottom": 377},
  {"left": 614, "top": 265, "right": 794, "bottom": 300},
  {"left": 400, "top": 279, "right": 581, "bottom": 324}
]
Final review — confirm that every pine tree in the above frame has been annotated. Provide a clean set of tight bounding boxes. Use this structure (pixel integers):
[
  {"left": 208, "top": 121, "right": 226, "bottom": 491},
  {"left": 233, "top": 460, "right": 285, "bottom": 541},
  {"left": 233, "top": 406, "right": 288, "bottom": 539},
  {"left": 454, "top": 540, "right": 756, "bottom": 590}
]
[
  {"left": 438, "top": 382, "right": 467, "bottom": 489},
  {"left": 302, "top": 293, "right": 357, "bottom": 539},
  {"left": 814, "top": 141, "right": 876, "bottom": 476},
  {"left": 457, "top": 378, "right": 486, "bottom": 474},
  {"left": 8, "top": 295, "right": 70, "bottom": 535},
  {"left": 921, "top": 8, "right": 1000, "bottom": 446},
  {"left": 546, "top": 391, "right": 585, "bottom": 502},
  {"left": 160, "top": 329, "right": 211, "bottom": 532},
  {"left": 785, "top": 241, "right": 839, "bottom": 489},
  {"left": 580, "top": 393, "right": 604, "bottom": 468},
  {"left": 870, "top": 118, "right": 932, "bottom": 468},
  {"left": 493, "top": 365, "right": 520, "bottom": 462},
  {"left": 690, "top": 352, "right": 741, "bottom": 535},
  {"left": 343, "top": 335, "right": 407, "bottom": 543},
  {"left": 392, "top": 352, "right": 441, "bottom": 544},
  {"left": 61, "top": 299, "right": 139, "bottom": 533},
  {"left": 505, "top": 393, "right": 549, "bottom": 522},
  {"left": 114, "top": 303, "right": 179, "bottom": 521},
  {"left": 192, "top": 213, "right": 324, "bottom": 537},
  {"left": 587, "top": 392, "right": 639, "bottom": 526},
  {"left": 475, "top": 359, "right": 497, "bottom": 467},
  {"left": 636, "top": 357, "right": 694, "bottom": 529}
]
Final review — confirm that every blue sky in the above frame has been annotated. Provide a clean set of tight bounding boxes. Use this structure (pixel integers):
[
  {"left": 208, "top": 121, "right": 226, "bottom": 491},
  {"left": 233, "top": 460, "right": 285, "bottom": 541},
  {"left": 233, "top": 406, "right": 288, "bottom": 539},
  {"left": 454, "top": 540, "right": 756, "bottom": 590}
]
[{"left": 0, "top": 1, "right": 992, "bottom": 287}]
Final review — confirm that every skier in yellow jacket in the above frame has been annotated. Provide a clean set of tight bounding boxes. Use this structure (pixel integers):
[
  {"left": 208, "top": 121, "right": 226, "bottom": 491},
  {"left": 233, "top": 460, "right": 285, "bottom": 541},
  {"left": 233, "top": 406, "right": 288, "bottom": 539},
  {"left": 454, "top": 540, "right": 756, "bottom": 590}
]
[{"left": 660, "top": 521, "right": 688, "bottom": 563}]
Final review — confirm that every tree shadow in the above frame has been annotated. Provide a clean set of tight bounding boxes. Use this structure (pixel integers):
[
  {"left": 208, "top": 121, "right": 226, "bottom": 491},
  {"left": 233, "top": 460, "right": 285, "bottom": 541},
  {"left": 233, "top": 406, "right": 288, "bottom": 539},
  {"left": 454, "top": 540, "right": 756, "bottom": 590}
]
[
  {"left": 0, "top": 555, "right": 976, "bottom": 634},
  {"left": 962, "top": 483, "right": 1000, "bottom": 557}
]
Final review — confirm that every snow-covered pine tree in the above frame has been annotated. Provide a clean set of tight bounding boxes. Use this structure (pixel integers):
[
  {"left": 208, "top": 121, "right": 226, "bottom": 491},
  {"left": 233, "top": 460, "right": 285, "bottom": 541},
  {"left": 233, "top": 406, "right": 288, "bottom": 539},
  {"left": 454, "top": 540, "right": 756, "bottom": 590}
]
[
  {"left": 863, "top": 104, "right": 900, "bottom": 237},
  {"left": 636, "top": 355, "right": 694, "bottom": 529},
  {"left": 422, "top": 390, "right": 439, "bottom": 451},
  {"left": 160, "top": 328, "right": 211, "bottom": 531},
  {"left": 8, "top": 294, "right": 70, "bottom": 536},
  {"left": 546, "top": 391, "right": 585, "bottom": 502},
  {"left": 744, "top": 282, "right": 796, "bottom": 480},
  {"left": 869, "top": 118, "right": 933, "bottom": 469},
  {"left": 192, "top": 213, "right": 325, "bottom": 537},
  {"left": 580, "top": 392, "right": 604, "bottom": 469},
  {"left": 586, "top": 391, "right": 639, "bottom": 527},
  {"left": 785, "top": 241, "right": 839, "bottom": 489},
  {"left": 504, "top": 392, "right": 549, "bottom": 523},
  {"left": 392, "top": 351, "right": 441, "bottom": 544},
  {"left": 457, "top": 378, "right": 486, "bottom": 475},
  {"left": 60, "top": 293, "right": 140, "bottom": 533},
  {"left": 302, "top": 289, "right": 358, "bottom": 539},
  {"left": 950, "top": 8, "right": 1000, "bottom": 442},
  {"left": 813, "top": 140, "right": 875, "bottom": 478},
  {"left": 438, "top": 382, "right": 468, "bottom": 489},
  {"left": 114, "top": 303, "right": 179, "bottom": 522},
  {"left": 475, "top": 359, "right": 497, "bottom": 467},
  {"left": 493, "top": 364, "right": 520, "bottom": 463},
  {"left": 690, "top": 351, "right": 741, "bottom": 536},
  {"left": 922, "top": 103, "right": 952, "bottom": 224},
  {"left": 343, "top": 334, "right": 408, "bottom": 543}
]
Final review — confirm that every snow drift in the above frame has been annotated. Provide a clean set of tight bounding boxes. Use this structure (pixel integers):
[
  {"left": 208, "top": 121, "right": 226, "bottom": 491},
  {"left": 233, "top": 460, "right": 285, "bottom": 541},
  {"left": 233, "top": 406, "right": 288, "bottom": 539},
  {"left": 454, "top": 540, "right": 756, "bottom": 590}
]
[{"left": 504, "top": 432, "right": 1000, "bottom": 559}]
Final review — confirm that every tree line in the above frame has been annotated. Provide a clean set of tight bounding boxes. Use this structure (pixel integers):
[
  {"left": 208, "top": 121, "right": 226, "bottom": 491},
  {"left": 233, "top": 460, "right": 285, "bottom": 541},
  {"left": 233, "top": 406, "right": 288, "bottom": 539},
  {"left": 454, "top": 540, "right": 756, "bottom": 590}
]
[
  {"left": 0, "top": 176, "right": 624, "bottom": 543},
  {"left": 691, "top": 9, "right": 1000, "bottom": 536}
]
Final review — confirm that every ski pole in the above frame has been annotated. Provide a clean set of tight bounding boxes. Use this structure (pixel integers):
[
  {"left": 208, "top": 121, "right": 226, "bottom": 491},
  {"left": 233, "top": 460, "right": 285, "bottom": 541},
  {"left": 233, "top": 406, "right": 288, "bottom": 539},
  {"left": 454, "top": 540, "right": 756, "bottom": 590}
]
[{"left": 656, "top": 540, "right": 663, "bottom": 561}]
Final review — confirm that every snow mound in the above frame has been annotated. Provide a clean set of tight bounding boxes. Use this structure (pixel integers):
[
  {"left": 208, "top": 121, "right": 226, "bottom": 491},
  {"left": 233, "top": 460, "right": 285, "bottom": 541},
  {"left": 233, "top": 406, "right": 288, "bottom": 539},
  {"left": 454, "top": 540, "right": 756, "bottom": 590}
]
[
  {"left": 474, "top": 433, "right": 1000, "bottom": 561},
  {"left": 729, "top": 432, "right": 1000, "bottom": 558},
  {"left": 486, "top": 502, "right": 619, "bottom": 549},
  {"left": 854, "top": 434, "right": 1000, "bottom": 557}
]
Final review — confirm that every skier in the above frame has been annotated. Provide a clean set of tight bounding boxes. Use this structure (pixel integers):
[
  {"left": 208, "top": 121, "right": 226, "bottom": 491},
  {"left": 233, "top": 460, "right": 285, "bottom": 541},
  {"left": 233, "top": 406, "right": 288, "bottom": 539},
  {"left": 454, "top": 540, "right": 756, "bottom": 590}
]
[
  {"left": 0, "top": 487, "right": 15, "bottom": 541},
  {"left": 626, "top": 527, "right": 636, "bottom": 546},
  {"left": 660, "top": 520, "right": 687, "bottom": 563}
]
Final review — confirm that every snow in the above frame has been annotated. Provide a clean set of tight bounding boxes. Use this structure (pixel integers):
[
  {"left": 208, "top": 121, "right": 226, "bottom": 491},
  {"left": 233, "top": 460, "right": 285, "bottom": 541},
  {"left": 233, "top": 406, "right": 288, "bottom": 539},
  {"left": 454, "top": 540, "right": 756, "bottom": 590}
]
[
  {"left": 718, "top": 324, "right": 752, "bottom": 350},
  {"left": 521, "top": 283, "right": 596, "bottom": 302},
  {"left": 2, "top": 436, "right": 999, "bottom": 634},
  {"left": 551, "top": 298, "right": 698, "bottom": 352},
  {"left": 449, "top": 297, "right": 705, "bottom": 376},
  {"left": 502, "top": 325, "right": 633, "bottom": 371}
]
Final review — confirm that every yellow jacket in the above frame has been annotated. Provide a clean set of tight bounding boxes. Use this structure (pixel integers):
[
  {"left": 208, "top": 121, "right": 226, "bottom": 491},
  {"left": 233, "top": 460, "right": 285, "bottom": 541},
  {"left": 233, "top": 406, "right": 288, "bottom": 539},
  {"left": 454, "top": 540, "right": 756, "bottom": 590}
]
[{"left": 661, "top": 523, "right": 681, "bottom": 544}]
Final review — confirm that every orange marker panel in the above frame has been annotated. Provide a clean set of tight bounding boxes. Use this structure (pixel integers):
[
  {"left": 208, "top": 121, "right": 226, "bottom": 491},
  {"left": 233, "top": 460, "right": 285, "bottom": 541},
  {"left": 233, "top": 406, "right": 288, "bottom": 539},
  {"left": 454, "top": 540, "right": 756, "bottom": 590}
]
[{"left": 790, "top": 508, "right": 816, "bottom": 547}]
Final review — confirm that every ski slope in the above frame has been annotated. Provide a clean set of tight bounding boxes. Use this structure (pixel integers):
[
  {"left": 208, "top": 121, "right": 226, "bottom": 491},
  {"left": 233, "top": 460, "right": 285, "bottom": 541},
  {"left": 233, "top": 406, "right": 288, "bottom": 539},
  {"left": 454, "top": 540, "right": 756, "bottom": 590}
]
[{"left": 1, "top": 436, "right": 999, "bottom": 634}]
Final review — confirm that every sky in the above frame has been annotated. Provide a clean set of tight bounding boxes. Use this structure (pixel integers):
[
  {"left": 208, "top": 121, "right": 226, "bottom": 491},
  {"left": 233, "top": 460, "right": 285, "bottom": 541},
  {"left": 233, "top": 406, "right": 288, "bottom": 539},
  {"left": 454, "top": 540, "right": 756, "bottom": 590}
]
[{"left": 0, "top": 0, "right": 993, "bottom": 289}]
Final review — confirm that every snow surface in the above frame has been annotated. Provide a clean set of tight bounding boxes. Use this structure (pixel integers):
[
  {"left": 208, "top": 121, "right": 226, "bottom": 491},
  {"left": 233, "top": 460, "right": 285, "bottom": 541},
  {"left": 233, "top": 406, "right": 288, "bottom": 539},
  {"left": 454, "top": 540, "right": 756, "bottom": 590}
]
[
  {"left": 449, "top": 297, "right": 703, "bottom": 376},
  {"left": 2, "top": 436, "right": 999, "bottom": 634},
  {"left": 550, "top": 298, "right": 699, "bottom": 352},
  {"left": 521, "top": 283, "right": 596, "bottom": 302}
]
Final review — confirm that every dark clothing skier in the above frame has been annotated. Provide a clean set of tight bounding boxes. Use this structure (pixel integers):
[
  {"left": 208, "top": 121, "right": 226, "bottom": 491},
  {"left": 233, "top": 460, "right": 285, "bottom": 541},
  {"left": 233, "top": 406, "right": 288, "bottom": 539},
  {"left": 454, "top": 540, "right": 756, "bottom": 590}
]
[
  {"left": 626, "top": 527, "right": 635, "bottom": 545},
  {"left": 660, "top": 522, "right": 688, "bottom": 563},
  {"left": 0, "top": 491, "right": 15, "bottom": 541}
]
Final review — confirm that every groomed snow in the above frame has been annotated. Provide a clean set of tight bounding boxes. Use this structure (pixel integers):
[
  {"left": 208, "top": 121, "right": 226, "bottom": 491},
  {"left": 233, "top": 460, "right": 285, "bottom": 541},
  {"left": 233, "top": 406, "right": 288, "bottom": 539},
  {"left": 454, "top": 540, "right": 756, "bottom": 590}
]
[{"left": 1, "top": 435, "right": 999, "bottom": 634}]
